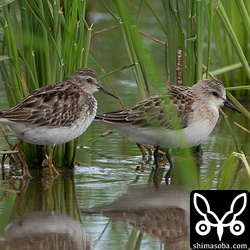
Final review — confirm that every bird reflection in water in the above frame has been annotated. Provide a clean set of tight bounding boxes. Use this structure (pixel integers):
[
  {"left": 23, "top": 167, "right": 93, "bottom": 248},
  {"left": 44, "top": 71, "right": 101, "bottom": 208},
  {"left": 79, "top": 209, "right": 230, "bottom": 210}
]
[
  {"left": 0, "top": 211, "right": 92, "bottom": 250},
  {"left": 82, "top": 186, "right": 190, "bottom": 249}
]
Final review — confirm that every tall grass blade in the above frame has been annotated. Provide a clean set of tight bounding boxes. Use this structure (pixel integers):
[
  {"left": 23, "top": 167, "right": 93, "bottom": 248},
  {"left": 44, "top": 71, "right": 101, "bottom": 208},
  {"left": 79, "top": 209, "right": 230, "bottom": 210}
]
[
  {"left": 217, "top": 1, "right": 250, "bottom": 80},
  {"left": 0, "top": 0, "right": 92, "bottom": 168}
]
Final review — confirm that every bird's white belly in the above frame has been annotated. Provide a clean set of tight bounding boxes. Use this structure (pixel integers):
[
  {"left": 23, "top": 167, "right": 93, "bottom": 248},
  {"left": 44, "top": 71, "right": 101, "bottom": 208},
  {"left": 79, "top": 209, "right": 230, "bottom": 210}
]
[
  {"left": 4, "top": 116, "right": 95, "bottom": 145},
  {"left": 111, "top": 120, "right": 216, "bottom": 149}
]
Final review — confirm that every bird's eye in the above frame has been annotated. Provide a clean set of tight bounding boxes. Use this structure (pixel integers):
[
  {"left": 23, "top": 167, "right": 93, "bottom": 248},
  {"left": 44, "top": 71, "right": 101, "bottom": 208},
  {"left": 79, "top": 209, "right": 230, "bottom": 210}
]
[
  {"left": 212, "top": 91, "right": 218, "bottom": 97},
  {"left": 86, "top": 78, "right": 93, "bottom": 83}
]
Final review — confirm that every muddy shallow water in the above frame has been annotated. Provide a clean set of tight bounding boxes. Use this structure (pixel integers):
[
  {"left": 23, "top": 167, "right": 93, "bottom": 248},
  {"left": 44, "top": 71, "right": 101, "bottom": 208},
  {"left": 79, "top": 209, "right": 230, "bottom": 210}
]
[{"left": 0, "top": 104, "right": 249, "bottom": 249}]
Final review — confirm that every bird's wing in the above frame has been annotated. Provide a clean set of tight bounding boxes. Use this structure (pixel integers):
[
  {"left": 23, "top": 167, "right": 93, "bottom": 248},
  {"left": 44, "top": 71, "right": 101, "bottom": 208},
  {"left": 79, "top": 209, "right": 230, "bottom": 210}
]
[
  {"left": 96, "top": 87, "right": 195, "bottom": 130},
  {"left": 0, "top": 83, "right": 92, "bottom": 127}
]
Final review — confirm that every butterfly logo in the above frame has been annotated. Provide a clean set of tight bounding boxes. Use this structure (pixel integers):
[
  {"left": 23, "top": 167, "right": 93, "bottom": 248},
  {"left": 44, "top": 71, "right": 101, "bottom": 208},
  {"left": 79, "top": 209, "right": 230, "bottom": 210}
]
[{"left": 193, "top": 193, "right": 247, "bottom": 241}]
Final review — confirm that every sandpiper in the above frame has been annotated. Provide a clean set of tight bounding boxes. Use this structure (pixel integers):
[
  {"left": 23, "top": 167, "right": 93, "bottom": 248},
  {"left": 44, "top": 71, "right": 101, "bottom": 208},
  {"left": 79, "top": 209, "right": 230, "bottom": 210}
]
[
  {"left": 95, "top": 78, "right": 241, "bottom": 167},
  {"left": 0, "top": 68, "right": 117, "bottom": 176}
]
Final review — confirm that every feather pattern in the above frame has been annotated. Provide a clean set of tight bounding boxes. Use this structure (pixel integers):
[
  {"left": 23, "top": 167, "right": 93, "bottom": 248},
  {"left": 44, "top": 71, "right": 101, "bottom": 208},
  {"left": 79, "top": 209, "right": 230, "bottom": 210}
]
[
  {"left": 95, "top": 78, "right": 240, "bottom": 149},
  {"left": 96, "top": 85, "right": 197, "bottom": 130},
  {"left": 0, "top": 68, "right": 116, "bottom": 146},
  {"left": 0, "top": 81, "right": 96, "bottom": 127}
]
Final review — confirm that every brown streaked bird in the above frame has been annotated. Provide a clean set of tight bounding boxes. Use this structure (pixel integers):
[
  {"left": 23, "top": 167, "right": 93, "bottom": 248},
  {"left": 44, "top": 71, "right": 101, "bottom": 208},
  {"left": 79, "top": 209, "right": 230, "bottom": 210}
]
[
  {"left": 95, "top": 78, "right": 241, "bottom": 167},
  {"left": 0, "top": 68, "right": 117, "bottom": 177}
]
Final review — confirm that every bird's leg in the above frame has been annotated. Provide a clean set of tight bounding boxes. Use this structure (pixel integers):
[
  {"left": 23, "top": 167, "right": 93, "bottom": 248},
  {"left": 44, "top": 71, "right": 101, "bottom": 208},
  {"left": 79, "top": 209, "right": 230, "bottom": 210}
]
[
  {"left": 165, "top": 149, "right": 173, "bottom": 167},
  {"left": 153, "top": 146, "right": 160, "bottom": 169},
  {"left": 17, "top": 141, "right": 32, "bottom": 178},
  {"left": 153, "top": 146, "right": 160, "bottom": 186},
  {"left": 43, "top": 145, "right": 59, "bottom": 177},
  {"left": 137, "top": 143, "right": 147, "bottom": 162},
  {"left": 164, "top": 148, "right": 174, "bottom": 183},
  {"left": 47, "top": 146, "right": 54, "bottom": 177},
  {"left": 136, "top": 143, "right": 153, "bottom": 171}
]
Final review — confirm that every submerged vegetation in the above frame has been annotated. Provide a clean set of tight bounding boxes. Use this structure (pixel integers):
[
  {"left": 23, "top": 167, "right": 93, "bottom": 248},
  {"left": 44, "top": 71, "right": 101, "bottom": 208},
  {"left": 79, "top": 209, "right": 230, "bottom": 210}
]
[{"left": 0, "top": 0, "right": 249, "bottom": 185}]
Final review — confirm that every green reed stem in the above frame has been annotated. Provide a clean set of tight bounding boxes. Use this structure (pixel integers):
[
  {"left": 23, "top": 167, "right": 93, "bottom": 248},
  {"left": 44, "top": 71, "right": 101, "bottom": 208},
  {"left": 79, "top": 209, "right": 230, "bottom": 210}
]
[
  {"left": 186, "top": 0, "right": 196, "bottom": 84},
  {"left": 235, "top": 0, "right": 250, "bottom": 39},
  {"left": 0, "top": 0, "right": 249, "bottom": 184},
  {"left": 2, "top": 6, "right": 23, "bottom": 103},
  {"left": 205, "top": 0, "right": 214, "bottom": 78},
  {"left": 217, "top": 1, "right": 250, "bottom": 80},
  {"left": 113, "top": 1, "right": 149, "bottom": 99},
  {"left": 218, "top": 155, "right": 235, "bottom": 190},
  {"left": 210, "top": 63, "right": 243, "bottom": 76},
  {"left": 0, "top": 0, "right": 93, "bottom": 169},
  {"left": 196, "top": 0, "right": 204, "bottom": 80},
  {"left": 163, "top": 0, "right": 177, "bottom": 84},
  {"left": 83, "top": 23, "right": 93, "bottom": 68},
  {"left": 221, "top": 110, "right": 241, "bottom": 152}
]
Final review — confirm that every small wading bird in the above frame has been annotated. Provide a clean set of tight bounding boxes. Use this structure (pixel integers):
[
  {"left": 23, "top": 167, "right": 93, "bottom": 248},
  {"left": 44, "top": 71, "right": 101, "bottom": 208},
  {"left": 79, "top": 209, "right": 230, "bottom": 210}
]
[
  {"left": 0, "top": 68, "right": 117, "bottom": 177},
  {"left": 95, "top": 78, "right": 241, "bottom": 172}
]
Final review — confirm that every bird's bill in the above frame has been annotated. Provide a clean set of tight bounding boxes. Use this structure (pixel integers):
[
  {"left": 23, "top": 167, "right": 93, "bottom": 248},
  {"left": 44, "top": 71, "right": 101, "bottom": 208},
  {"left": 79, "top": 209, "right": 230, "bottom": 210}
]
[
  {"left": 223, "top": 99, "right": 241, "bottom": 113},
  {"left": 98, "top": 86, "right": 118, "bottom": 99}
]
